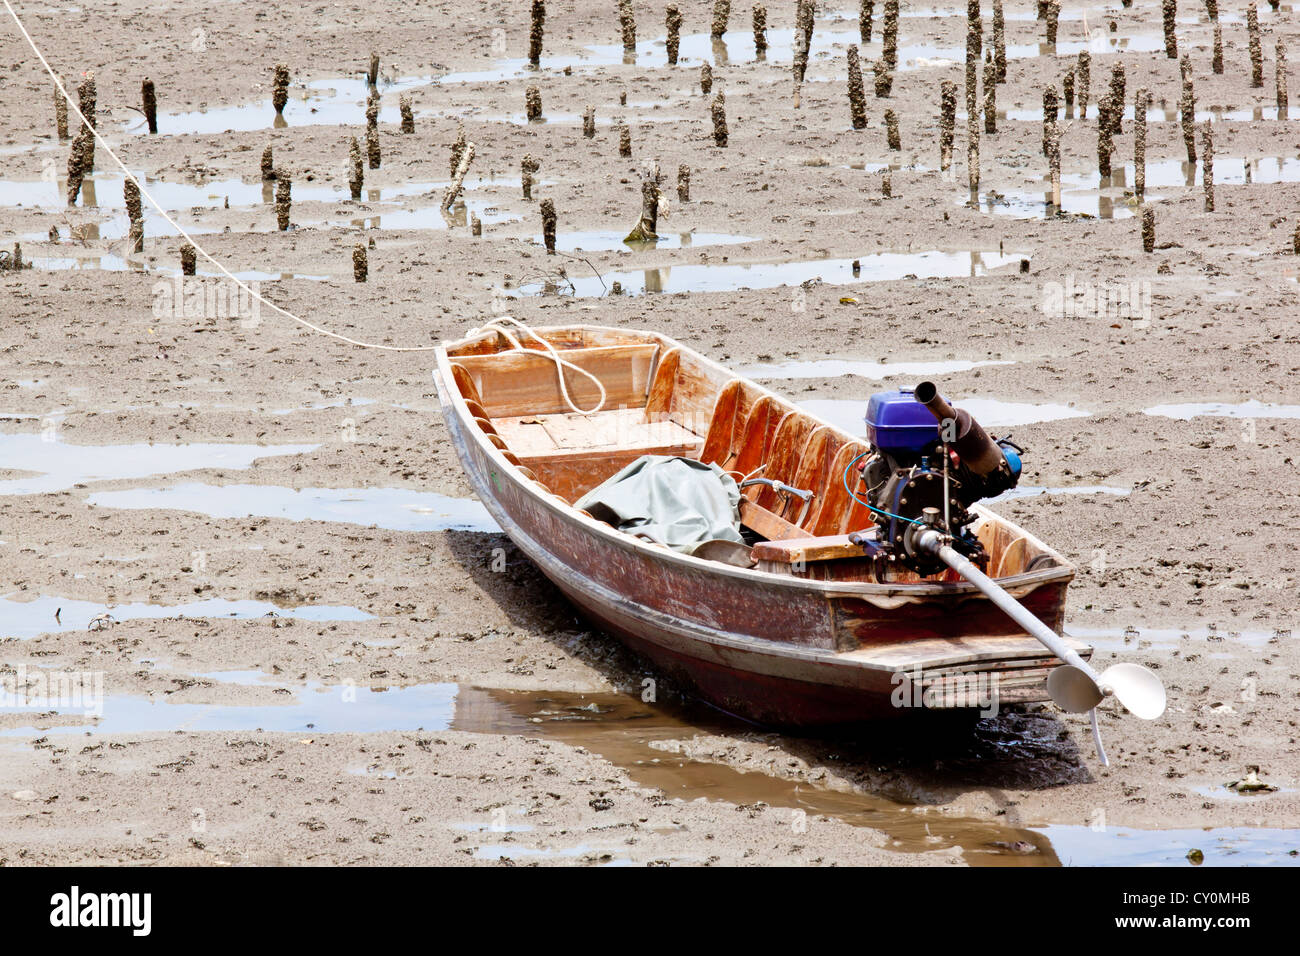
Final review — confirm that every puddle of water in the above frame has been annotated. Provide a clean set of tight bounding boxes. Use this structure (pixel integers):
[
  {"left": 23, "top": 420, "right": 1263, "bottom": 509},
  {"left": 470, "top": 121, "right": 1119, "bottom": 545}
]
[
  {"left": 119, "top": 74, "right": 434, "bottom": 136},
  {"left": 797, "top": 397, "right": 1087, "bottom": 436},
  {"left": 993, "top": 485, "right": 1130, "bottom": 502},
  {"left": 0, "top": 175, "right": 528, "bottom": 212},
  {"left": 1038, "top": 825, "right": 1300, "bottom": 867},
  {"left": 86, "top": 482, "right": 499, "bottom": 533},
  {"left": 740, "top": 358, "right": 1013, "bottom": 380},
  {"left": 531, "top": 231, "right": 757, "bottom": 253},
  {"left": 1143, "top": 401, "right": 1300, "bottom": 420},
  {"left": 962, "top": 186, "right": 1154, "bottom": 221},
  {"left": 510, "top": 250, "right": 1030, "bottom": 298},
  {"left": 0, "top": 682, "right": 458, "bottom": 735},
  {"left": 25, "top": 252, "right": 330, "bottom": 280},
  {"left": 0, "top": 594, "right": 372, "bottom": 640},
  {"left": 0, "top": 433, "right": 318, "bottom": 496}
]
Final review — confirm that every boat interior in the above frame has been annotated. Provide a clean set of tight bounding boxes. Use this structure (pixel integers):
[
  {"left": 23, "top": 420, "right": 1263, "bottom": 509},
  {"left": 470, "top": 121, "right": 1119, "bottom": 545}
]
[{"left": 444, "top": 326, "right": 1065, "bottom": 584}]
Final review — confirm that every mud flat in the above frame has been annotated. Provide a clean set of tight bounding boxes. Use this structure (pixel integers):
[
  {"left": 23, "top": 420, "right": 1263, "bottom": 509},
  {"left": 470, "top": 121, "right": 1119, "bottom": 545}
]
[{"left": 1, "top": 1, "right": 1299, "bottom": 866}]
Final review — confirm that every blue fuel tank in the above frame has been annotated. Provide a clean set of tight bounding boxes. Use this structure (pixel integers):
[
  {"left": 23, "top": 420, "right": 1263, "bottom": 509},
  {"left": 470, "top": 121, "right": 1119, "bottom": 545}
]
[{"left": 864, "top": 388, "right": 941, "bottom": 456}]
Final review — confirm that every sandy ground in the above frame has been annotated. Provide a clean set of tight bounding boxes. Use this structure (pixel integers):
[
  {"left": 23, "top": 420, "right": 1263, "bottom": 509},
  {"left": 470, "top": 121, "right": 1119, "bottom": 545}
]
[{"left": 1, "top": 1, "right": 1299, "bottom": 865}]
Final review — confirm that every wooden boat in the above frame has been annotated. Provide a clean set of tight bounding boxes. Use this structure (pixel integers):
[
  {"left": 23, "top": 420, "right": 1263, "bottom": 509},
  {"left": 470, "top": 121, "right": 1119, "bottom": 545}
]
[{"left": 434, "top": 324, "right": 1090, "bottom": 728}]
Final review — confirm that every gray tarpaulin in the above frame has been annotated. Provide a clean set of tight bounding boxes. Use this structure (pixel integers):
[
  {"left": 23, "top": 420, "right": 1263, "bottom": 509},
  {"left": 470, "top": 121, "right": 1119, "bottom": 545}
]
[{"left": 574, "top": 455, "right": 744, "bottom": 552}]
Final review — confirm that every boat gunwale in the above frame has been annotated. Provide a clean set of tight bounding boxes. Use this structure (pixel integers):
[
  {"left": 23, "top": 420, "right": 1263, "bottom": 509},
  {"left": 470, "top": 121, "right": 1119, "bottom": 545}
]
[{"left": 434, "top": 324, "right": 1076, "bottom": 600}]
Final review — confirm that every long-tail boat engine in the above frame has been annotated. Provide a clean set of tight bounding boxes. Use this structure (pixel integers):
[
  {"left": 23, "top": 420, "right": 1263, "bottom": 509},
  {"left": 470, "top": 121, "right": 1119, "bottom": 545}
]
[{"left": 851, "top": 381, "right": 1024, "bottom": 575}]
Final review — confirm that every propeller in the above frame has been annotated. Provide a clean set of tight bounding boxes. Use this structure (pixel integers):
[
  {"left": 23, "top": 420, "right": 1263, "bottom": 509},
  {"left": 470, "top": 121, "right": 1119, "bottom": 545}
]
[
  {"left": 1047, "top": 661, "right": 1167, "bottom": 719},
  {"left": 912, "top": 526, "right": 1167, "bottom": 763}
]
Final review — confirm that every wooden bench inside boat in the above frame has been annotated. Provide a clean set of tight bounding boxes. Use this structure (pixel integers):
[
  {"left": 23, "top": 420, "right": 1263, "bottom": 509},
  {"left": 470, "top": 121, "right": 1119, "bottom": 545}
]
[{"left": 445, "top": 329, "right": 1061, "bottom": 582}]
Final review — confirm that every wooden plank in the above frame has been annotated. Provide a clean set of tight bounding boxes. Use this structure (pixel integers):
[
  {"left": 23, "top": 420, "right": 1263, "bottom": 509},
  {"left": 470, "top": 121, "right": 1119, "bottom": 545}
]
[
  {"left": 738, "top": 498, "right": 806, "bottom": 541},
  {"left": 751, "top": 534, "right": 867, "bottom": 564},
  {"left": 453, "top": 344, "right": 659, "bottom": 418},
  {"left": 836, "top": 633, "right": 1093, "bottom": 671},
  {"left": 494, "top": 408, "right": 702, "bottom": 456}
]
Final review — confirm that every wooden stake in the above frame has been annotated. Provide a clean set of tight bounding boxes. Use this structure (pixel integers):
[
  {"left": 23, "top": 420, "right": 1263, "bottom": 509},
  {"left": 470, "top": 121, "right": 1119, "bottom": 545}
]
[
  {"left": 993, "top": 0, "right": 1007, "bottom": 83},
  {"left": 753, "top": 5, "right": 768, "bottom": 56},
  {"left": 873, "top": 58, "right": 893, "bottom": 98},
  {"left": 1063, "top": 71, "right": 1075, "bottom": 117},
  {"left": 1108, "top": 64, "right": 1126, "bottom": 135},
  {"left": 65, "top": 128, "right": 88, "bottom": 206},
  {"left": 367, "top": 125, "right": 380, "bottom": 169},
  {"left": 1134, "top": 87, "right": 1148, "bottom": 198},
  {"left": 529, "top": 0, "right": 546, "bottom": 67},
  {"left": 1277, "top": 39, "right": 1289, "bottom": 109},
  {"left": 1248, "top": 4, "right": 1262, "bottom": 87},
  {"left": 860, "top": 0, "right": 874, "bottom": 43},
  {"left": 1180, "top": 79, "right": 1197, "bottom": 163},
  {"left": 619, "top": 0, "right": 637, "bottom": 55},
  {"left": 712, "top": 92, "right": 729, "bottom": 146},
  {"left": 1212, "top": 23, "right": 1223, "bottom": 74},
  {"left": 678, "top": 163, "right": 691, "bottom": 201},
  {"left": 626, "top": 164, "right": 663, "bottom": 241},
  {"left": 712, "top": 0, "right": 730, "bottom": 38},
  {"left": 1162, "top": 0, "right": 1177, "bottom": 59},
  {"left": 526, "top": 85, "right": 542, "bottom": 121},
  {"left": 883, "top": 0, "right": 899, "bottom": 72},
  {"left": 885, "top": 109, "right": 900, "bottom": 149},
  {"left": 261, "top": 146, "right": 275, "bottom": 181},
  {"left": 701, "top": 62, "right": 714, "bottom": 95},
  {"left": 1048, "top": 120, "right": 1061, "bottom": 212},
  {"left": 619, "top": 124, "right": 632, "bottom": 156},
  {"left": 1077, "top": 50, "right": 1091, "bottom": 117},
  {"left": 848, "top": 46, "right": 868, "bottom": 128},
  {"left": 1097, "top": 94, "right": 1113, "bottom": 178},
  {"left": 442, "top": 142, "right": 475, "bottom": 211},
  {"left": 142, "top": 78, "right": 157, "bottom": 134},
  {"left": 1043, "top": 86, "right": 1058, "bottom": 155},
  {"left": 276, "top": 174, "right": 292, "bottom": 230},
  {"left": 368, "top": 52, "right": 379, "bottom": 87},
  {"left": 180, "top": 243, "right": 196, "bottom": 276},
  {"left": 583, "top": 106, "right": 596, "bottom": 138},
  {"left": 54, "top": 76, "right": 68, "bottom": 140},
  {"left": 667, "top": 5, "right": 682, "bottom": 65},
  {"left": 349, "top": 136, "right": 363, "bottom": 199},
  {"left": 522, "top": 154, "right": 540, "bottom": 200},
  {"left": 353, "top": 244, "right": 367, "bottom": 282},
  {"left": 76, "top": 73, "right": 96, "bottom": 170},
  {"left": 1045, "top": 1, "right": 1059, "bottom": 50},
  {"left": 1201, "top": 120, "right": 1214, "bottom": 211},
  {"left": 940, "top": 80, "right": 956, "bottom": 172},
  {"left": 1142, "top": 207, "right": 1155, "bottom": 252},
  {"left": 273, "top": 63, "right": 289, "bottom": 114},
  {"left": 450, "top": 123, "right": 466, "bottom": 176},
  {"left": 399, "top": 94, "right": 414, "bottom": 133},
  {"left": 124, "top": 177, "right": 144, "bottom": 253},
  {"left": 984, "top": 58, "right": 997, "bottom": 133},
  {"left": 540, "top": 198, "right": 557, "bottom": 254}
]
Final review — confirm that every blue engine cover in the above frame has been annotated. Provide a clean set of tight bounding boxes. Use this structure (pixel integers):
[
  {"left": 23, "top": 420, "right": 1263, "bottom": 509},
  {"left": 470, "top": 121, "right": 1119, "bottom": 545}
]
[{"left": 865, "top": 389, "right": 940, "bottom": 456}]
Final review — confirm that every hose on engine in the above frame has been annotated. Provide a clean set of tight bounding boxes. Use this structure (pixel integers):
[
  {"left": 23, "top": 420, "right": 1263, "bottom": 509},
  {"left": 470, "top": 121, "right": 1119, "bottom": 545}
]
[{"left": 842, "top": 451, "right": 923, "bottom": 527}]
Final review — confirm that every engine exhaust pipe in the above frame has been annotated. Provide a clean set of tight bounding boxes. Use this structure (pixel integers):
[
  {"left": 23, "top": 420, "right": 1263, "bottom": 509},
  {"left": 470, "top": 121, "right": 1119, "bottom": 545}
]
[{"left": 914, "top": 380, "right": 1004, "bottom": 476}]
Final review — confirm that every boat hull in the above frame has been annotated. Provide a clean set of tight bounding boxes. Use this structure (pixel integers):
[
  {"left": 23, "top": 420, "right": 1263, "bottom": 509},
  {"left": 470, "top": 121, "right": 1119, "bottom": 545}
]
[{"left": 436, "top": 362, "right": 1077, "bottom": 729}]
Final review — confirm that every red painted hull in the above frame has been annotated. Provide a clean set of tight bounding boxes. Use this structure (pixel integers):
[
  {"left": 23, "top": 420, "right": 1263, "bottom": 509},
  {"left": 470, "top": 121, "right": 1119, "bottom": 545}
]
[{"left": 434, "top": 349, "right": 1079, "bottom": 729}]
